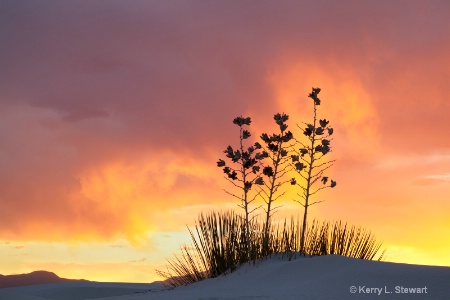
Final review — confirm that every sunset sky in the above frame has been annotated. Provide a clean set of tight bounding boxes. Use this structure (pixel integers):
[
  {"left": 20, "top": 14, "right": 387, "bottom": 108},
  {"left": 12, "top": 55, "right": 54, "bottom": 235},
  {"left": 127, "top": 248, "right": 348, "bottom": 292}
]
[{"left": 1, "top": 1, "right": 450, "bottom": 283}]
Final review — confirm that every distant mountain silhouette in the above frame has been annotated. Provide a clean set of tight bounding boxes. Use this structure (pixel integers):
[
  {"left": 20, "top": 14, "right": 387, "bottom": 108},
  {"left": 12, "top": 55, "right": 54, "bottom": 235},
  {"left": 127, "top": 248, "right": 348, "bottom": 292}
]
[{"left": 0, "top": 270, "right": 88, "bottom": 288}]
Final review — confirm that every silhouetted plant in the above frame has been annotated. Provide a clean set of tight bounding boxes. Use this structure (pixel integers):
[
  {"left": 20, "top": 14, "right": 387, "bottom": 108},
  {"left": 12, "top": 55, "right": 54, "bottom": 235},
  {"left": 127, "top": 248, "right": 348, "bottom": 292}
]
[
  {"left": 302, "top": 220, "right": 385, "bottom": 260},
  {"left": 157, "top": 88, "right": 388, "bottom": 288},
  {"left": 216, "top": 116, "right": 265, "bottom": 254},
  {"left": 257, "top": 113, "right": 294, "bottom": 255},
  {"left": 157, "top": 211, "right": 385, "bottom": 287},
  {"left": 156, "top": 211, "right": 262, "bottom": 287},
  {"left": 291, "top": 87, "right": 337, "bottom": 253}
]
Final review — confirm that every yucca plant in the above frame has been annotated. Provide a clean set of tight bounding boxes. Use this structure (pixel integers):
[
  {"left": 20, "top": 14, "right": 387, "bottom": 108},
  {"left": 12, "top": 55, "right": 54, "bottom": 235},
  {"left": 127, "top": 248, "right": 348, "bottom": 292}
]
[
  {"left": 302, "top": 220, "right": 385, "bottom": 260},
  {"left": 156, "top": 211, "right": 263, "bottom": 287},
  {"left": 157, "top": 211, "right": 385, "bottom": 287}
]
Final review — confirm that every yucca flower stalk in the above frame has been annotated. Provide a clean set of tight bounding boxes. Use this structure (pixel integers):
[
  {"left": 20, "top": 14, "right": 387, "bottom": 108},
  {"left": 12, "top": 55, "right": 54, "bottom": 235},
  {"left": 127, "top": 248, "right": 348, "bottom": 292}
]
[
  {"left": 217, "top": 116, "right": 265, "bottom": 255},
  {"left": 291, "top": 87, "right": 337, "bottom": 254},
  {"left": 258, "top": 113, "right": 294, "bottom": 255}
]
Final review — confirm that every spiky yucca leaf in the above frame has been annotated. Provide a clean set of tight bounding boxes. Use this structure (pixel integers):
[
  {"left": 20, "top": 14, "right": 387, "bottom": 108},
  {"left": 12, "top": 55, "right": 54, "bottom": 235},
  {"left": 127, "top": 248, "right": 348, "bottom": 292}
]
[{"left": 157, "top": 212, "right": 385, "bottom": 287}]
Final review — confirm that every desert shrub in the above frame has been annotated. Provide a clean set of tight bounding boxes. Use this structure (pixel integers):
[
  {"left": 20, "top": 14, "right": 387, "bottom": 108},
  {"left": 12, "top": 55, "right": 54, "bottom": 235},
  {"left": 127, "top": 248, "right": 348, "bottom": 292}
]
[{"left": 157, "top": 211, "right": 385, "bottom": 287}]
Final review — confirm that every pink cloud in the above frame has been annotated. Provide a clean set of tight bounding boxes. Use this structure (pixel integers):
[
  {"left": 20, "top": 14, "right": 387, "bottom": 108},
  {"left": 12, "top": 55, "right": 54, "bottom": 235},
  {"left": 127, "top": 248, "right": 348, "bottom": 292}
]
[{"left": 0, "top": 1, "right": 449, "bottom": 247}]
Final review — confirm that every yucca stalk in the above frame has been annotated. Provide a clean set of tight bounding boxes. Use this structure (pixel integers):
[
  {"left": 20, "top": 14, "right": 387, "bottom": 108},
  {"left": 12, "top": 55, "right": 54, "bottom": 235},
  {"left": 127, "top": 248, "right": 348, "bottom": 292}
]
[
  {"left": 217, "top": 117, "right": 266, "bottom": 257},
  {"left": 291, "top": 87, "right": 336, "bottom": 254},
  {"left": 258, "top": 113, "right": 293, "bottom": 256}
]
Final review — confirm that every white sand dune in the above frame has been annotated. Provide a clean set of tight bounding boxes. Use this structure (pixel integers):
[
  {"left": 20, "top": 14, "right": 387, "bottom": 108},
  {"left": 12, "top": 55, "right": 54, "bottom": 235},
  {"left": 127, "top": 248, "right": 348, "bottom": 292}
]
[
  {"left": 2, "top": 255, "right": 450, "bottom": 300},
  {"left": 0, "top": 281, "right": 164, "bottom": 300}
]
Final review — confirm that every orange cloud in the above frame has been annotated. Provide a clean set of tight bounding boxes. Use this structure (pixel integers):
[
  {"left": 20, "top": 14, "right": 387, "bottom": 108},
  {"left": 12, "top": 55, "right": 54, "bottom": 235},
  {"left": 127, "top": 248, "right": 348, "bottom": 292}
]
[
  {"left": 1, "top": 1, "right": 450, "bottom": 282},
  {"left": 266, "top": 58, "right": 382, "bottom": 163}
]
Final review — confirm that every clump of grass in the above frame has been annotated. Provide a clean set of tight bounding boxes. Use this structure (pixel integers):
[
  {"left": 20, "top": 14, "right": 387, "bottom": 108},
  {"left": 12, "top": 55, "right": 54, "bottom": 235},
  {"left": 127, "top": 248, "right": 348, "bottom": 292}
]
[{"left": 157, "top": 211, "right": 385, "bottom": 287}]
